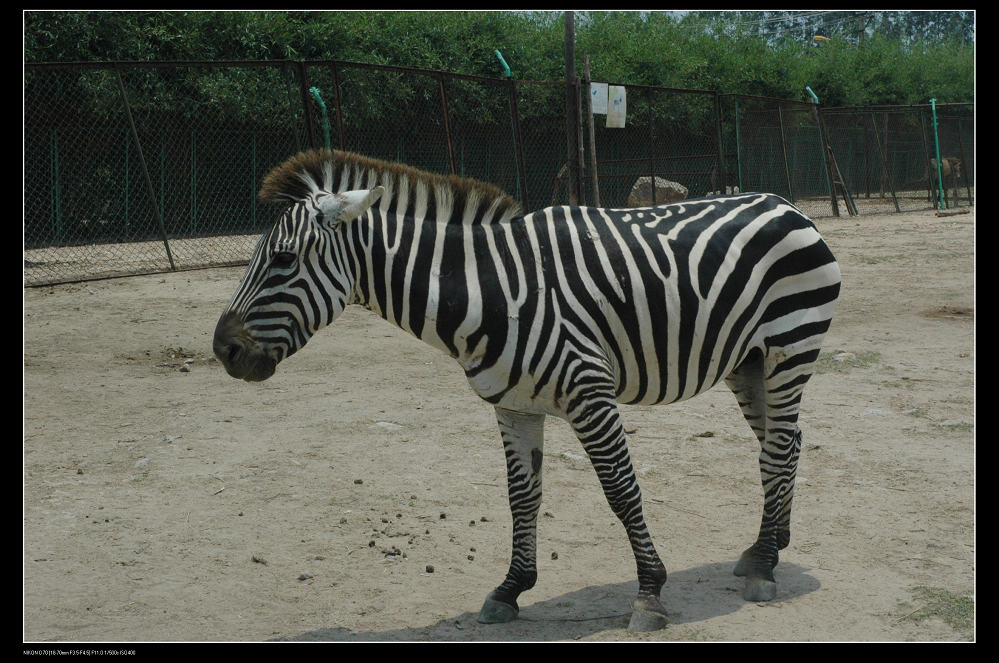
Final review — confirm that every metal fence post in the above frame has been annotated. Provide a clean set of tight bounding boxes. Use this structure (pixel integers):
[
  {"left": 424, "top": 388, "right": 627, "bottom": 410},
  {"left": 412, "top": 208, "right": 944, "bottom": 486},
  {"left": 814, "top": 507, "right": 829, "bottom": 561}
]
[
  {"left": 508, "top": 78, "right": 530, "bottom": 210},
  {"left": 713, "top": 91, "right": 727, "bottom": 195},
  {"left": 776, "top": 104, "right": 794, "bottom": 202},
  {"left": 251, "top": 133, "right": 257, "bottom": 227},
  {"left": 917, "top": 109, "right": 935, "bottom": 204},
  {"left": 929, "top": 98, "right": 945, "bottom": 209},
  {"left": 869, "top": 112, "right": 900, "bottom": 212},
  {"left": 114, "top": 68, "right": 175, "bottom": 270},
  {"left": 296, "top": 61, "right": 318, "bottom": 151},
  {"left": 329, "top": 62, "right": 346, "bottom": 151},
  {"left": 438, "top": 74, "right": 457, "bottom": 175},
  {"left": 955, "top": 118, "right": 972, "bottom": 206},
  {"left": 806, "top": 88, "right": 839, "bottom": 217},
  {"left": 190, "top": 130, "right": 197, "bottom": 234},
  {"left": 49, "top": 129, "right": 62, "bottom": 244},
  {"left": 583, "top": 56, "right": 600, "bottom": 207},
  {"left": 564, "top": 12, "right": 582, "bottom": 205},
  {"left": 124, "top": 131, "right": 130, "bottom": 236},
  {"left": 309, "top": 87, "right": 332, "bottom": 150},
  {"left": 734, "top": 97, "right": 743, "bottom": 192},
  {"left": 647, "top": 87, "right": 657, "bottom": 203}
]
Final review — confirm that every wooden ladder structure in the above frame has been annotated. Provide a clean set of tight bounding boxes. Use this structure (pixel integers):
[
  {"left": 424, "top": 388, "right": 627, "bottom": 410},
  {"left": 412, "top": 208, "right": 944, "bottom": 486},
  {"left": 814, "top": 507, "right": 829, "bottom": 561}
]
[{"left": 826, "top": 145, "right": 858, "bottom": 216}]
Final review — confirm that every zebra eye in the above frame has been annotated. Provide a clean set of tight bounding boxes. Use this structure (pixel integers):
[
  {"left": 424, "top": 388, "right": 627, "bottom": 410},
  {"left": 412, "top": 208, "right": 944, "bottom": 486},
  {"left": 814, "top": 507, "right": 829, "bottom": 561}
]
[{"left": 271, "top": 251, "right": 297, "bottom": 268}]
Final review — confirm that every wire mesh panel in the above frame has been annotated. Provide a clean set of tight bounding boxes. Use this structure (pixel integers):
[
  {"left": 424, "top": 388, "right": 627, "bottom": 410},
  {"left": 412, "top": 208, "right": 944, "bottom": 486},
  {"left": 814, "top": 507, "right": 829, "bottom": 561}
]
[
  {"left": 515, "top": 80, "right": 571, "bottom": 209},
  {"left": 24, "top": 62, "right": 308, "bottom": 285},
  {"left": 821, "top": 103, "right": 974, "bottom": 214},
  {"left": 328, "top": 64, "right": 453, "bottom": 176},
  {"left": 306, "top": 62, "right": 527, "bottom": 206},
  {"left": 25, "top": 66, "right": 169, "bottom": 282},
  {"left": 23, "top": 59, "right": 974, "bottom": 286},
  {"left": 718, "top": 95, "right": 834, "bottom": 219},
  {"left": 823, "top": 109, "right": 917, "bottom": 214},
  {"left": 875, "top": 109, "right": 933, "bottom": 211},
  {"left": 444, "top": 76, "right": 523, "bottom": 199},
  {"left": 305, "top": 62, "right": 528, "bottom": 205}
]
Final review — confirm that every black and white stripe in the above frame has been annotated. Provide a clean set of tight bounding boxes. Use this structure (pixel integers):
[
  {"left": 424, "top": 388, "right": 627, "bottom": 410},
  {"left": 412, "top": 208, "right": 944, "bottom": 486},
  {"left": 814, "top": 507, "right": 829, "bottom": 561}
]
[{"left": 214, "top": 149, "right": 840, "bottom": 631}]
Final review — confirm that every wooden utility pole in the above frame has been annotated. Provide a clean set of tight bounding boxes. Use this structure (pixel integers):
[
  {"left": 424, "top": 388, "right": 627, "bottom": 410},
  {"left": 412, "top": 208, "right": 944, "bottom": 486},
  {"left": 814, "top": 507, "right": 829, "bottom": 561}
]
[
  {"left": 584, "top": 55, "right": 600, "bottom": 207},
  {"left": 564, "top": 11, "right": 582, "bottom": 205}
]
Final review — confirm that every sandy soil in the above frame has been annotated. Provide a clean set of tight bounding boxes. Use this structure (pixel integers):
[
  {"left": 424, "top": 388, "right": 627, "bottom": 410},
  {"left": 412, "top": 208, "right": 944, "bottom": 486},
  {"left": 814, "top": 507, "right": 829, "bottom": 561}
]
[{"left": 23, "top": 207, "right": 975, "bottom": 643}]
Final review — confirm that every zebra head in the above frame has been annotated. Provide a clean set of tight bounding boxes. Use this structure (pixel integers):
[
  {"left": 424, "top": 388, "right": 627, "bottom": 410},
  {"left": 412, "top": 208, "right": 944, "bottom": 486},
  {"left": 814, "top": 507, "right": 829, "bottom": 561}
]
[{"left": 213, "top": 182, "right": 384, "bottom": 382}]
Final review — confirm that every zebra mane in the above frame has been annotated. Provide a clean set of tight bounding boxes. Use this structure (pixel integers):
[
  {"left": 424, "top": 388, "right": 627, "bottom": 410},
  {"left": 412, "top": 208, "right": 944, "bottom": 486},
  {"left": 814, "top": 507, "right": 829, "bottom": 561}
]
[{"left": 259, "top": 148, "right": 522, "bottom": 224}]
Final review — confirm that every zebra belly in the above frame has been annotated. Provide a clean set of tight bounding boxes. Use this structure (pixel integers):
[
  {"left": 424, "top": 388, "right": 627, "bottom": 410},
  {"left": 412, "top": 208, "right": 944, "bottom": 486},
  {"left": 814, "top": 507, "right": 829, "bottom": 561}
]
[{"left": 460, "top": 312, "right": 747, "bottom": 417}]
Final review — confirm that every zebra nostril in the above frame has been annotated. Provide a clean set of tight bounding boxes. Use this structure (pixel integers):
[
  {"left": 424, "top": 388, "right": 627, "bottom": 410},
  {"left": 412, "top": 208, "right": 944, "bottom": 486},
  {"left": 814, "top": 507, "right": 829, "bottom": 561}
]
[
  {"left": 213, "top": 312, "right": 245, "bottom": 364},
  {"left": 213, "top": 338, "right": 235, "bottom": 366}
]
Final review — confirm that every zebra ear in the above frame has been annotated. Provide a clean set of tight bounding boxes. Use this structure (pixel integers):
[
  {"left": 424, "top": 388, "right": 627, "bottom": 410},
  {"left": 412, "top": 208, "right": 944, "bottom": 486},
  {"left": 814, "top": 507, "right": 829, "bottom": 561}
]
[{"left": 317, "top": 187, "right": 384, "bottom": 228}]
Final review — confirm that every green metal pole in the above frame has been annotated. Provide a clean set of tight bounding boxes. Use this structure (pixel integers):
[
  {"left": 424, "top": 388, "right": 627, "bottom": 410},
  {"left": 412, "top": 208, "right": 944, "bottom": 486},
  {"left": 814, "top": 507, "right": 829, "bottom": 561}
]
[
  {"left": 494, "top": 50, "right": 512, "bottom": 78},
  {"left": 496, "top": 49, "right": 524, "bottom": 203},
  {"left": 497, "top": 49, "right": 530, "bottom": 206},
  {"left": 309, "top": 87, "right": 332, "bottom": 150},
  {"left": 930, "top": 98, "right": 945, "bottom": 209},
  {"left": 806, "top": 86, "right": 838, "bottom": 216}
]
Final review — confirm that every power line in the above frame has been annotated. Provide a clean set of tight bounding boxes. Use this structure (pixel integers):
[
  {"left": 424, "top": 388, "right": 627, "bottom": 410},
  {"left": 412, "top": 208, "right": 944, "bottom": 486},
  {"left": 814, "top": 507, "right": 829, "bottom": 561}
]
[
  {"left": 753, "top": 13, "right": 871, "bottom": 40},
  {"left": 728, "top": 11, "right": 835, "bottom": 27},
  {"left": 666, "top": 11, "right": 867, "bottom": 41}
]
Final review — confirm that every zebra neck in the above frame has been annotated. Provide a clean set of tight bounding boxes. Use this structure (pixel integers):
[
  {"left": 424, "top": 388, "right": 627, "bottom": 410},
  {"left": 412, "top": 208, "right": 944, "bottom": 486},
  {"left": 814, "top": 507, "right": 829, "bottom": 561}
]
[{"left": 347, "top": 197, "right": 525, "bottom": 365}]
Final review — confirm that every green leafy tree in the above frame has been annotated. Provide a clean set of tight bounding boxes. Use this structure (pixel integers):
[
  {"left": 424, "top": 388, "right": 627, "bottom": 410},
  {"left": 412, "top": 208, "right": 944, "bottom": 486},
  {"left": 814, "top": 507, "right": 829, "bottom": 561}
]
[{"left": 24, "top": 10, "right": 973, "bottom": 116}]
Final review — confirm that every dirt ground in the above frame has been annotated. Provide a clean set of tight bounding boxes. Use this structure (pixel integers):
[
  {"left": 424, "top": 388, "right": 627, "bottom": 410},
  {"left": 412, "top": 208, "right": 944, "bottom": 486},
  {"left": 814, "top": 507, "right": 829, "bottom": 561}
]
[{"left": 23, "top": 207, "right": 975, "bottom": 643}]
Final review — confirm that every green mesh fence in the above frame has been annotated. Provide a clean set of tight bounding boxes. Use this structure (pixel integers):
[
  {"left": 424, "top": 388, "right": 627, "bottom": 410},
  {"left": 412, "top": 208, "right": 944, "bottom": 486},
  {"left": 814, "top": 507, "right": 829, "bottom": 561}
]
[
  {"left": 24, "top": 62, "right": 308, "bottom": 285},
  {"left": 23, "top": 60, "right": 973, "bottom": 286}
]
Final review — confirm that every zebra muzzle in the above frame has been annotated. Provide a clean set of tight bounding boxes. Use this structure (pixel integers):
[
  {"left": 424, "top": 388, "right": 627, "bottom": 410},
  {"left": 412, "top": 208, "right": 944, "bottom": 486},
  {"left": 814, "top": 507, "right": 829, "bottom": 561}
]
[{"left": 213, "top": 312, "right": 277, "bottom": 382}]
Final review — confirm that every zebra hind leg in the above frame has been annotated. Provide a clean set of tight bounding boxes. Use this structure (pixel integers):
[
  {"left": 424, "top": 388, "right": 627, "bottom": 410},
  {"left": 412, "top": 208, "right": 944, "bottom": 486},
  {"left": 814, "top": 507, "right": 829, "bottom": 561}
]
[
  {"left": 725, "top": 348, "right": 808, "bottom": 601},
  {"left": 478, "top": 408, "right": 546, "bottom": 624}
]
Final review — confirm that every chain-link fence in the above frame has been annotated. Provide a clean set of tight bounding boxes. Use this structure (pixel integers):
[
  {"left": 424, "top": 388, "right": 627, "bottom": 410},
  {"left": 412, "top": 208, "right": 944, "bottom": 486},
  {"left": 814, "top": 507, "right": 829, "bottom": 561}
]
[
  {"left": 575, "top": 84, "right": 721, "bottom": 209},
  {"left": 717, "top": 94, "right": 832, "bottom": 219},
  {"left": 24, "top": 60, "right": 974, "bottom": 286},
  {"left": 821, "top": 103, "right": 974, "bottom": 214},
  {"left": 25, "top": 62, "right": 311, "bottom": 285}
]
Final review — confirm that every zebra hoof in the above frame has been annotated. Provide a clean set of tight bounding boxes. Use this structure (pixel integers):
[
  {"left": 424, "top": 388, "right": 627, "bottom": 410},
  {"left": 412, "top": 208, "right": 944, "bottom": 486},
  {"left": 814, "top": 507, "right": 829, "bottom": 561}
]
[
  {"left": 628, "top": 594, "right": 669, "bottom": 632},
  {"left": 742, "top": 577, "right": 777, "bottom": 602},
  {"left": 477, "top": 594, "right": 519, "bottom": 623}
]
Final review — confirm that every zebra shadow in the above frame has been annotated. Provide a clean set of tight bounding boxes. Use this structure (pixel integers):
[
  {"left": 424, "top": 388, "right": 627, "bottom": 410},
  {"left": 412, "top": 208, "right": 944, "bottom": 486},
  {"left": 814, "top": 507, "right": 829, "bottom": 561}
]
[{"left": 278, "top": 559, "right": 820, "bottom": 642}]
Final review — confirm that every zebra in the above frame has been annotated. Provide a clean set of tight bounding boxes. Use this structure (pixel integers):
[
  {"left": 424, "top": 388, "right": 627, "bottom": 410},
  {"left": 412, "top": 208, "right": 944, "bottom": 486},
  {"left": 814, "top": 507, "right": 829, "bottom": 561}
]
[{"left": 213, "top": 148, "right": 841, "bottom": 631}]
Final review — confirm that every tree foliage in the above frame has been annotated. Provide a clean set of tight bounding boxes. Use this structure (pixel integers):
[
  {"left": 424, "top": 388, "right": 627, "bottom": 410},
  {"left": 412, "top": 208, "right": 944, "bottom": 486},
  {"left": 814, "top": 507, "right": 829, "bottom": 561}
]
[{"left": 24, "top": 10, "right": 974, "bottom": 109}]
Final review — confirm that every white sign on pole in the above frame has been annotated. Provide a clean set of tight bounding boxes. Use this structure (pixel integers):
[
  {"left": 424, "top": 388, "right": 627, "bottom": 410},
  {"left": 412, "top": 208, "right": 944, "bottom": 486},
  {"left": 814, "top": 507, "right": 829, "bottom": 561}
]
[
  {"left": 590, "top": 82, "right": 608, "bottom": 114},
  {"left": 607, "top": 85, "right": 626, "bottom": 128}
]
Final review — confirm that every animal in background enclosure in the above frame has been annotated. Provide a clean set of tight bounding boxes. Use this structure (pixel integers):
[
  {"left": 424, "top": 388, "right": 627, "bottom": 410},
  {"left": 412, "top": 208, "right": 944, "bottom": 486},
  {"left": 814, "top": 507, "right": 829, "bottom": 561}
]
[
  {"left": 213, "top": 149, "right": 841, "bottom": 632},
  {"left": 929, "top": 157, "right": 964, "bottom": 207}
]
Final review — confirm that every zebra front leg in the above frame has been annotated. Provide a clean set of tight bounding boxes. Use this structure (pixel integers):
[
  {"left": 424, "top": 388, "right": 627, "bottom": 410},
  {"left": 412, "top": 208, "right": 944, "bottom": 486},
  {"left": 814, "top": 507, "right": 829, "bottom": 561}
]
[
  {"left": 478, "top": 408, "right": 546, "bottom": 624},
  {"left": 569, "top": 396, "right": 669, "bottom": 632}
]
